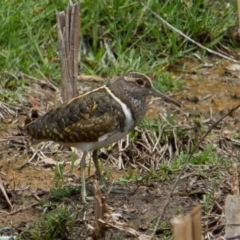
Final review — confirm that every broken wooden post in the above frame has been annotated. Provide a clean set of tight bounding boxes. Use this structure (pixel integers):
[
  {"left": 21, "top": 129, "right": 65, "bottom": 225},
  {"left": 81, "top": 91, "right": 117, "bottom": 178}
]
[
  {"left": 92, "top": 181, "right": 109, "bottom": 240},
  {"left": 56, "top": 1, "right": 80, "bottom": 102},
  {"left": 225, "top": 162, "right": 240, "bottom": 239},
  {"left": 171, "top": 205, "right": 202, "bottom": 240}
]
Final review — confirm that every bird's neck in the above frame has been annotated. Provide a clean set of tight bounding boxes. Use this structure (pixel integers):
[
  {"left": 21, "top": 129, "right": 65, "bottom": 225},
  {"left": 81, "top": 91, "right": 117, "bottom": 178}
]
[{"left": 108, "top": 81, "right": 147, "bottom": 126}]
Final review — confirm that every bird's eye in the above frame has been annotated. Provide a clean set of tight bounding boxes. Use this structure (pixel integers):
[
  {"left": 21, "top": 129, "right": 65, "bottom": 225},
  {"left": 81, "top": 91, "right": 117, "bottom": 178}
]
[{"left": 136, "top": 79, "right": 144, "bottom": 86}]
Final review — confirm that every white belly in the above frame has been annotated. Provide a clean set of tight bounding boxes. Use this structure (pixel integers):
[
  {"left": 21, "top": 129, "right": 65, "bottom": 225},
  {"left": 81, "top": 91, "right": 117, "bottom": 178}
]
[{"left": 69, "top": 129, "right": 130, "bottom": 152}]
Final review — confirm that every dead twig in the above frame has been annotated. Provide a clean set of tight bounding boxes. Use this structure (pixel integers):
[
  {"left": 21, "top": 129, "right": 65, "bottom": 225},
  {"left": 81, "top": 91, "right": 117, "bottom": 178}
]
[
  {"left": 0, "top": 174, "right": 12, "bottom": 209},
  {"left": 237, "top": 0, "right": 240, "bottom": 37},
  {"left": 9, "top": 202, "right": 39, "bottom": 215},
  {"left": 77, "top": 75, "right": 105, "bottom": 82},
  {"left": 19, "top": 71, "right": 59, "bottom": 92},
  {"left": 98, "top": 218, "right": 151, "bottom": 240},
  {"left": 0, "top": 101, "right": 20, "bottom": 119}
]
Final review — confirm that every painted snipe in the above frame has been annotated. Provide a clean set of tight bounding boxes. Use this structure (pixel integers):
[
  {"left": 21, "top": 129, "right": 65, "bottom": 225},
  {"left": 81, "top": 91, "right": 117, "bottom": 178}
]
[{"left": 24, "top": 72, "right": 181, "bottom": 202}]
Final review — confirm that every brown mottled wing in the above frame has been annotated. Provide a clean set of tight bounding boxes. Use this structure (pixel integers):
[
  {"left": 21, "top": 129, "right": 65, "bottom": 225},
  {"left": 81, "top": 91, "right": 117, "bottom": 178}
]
[{"left": 24, "top": 87, "right": 126, "bottom": 143}]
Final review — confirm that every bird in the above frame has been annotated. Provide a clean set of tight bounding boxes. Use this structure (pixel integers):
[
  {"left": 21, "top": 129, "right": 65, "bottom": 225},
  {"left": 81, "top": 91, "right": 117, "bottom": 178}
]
[{"left": 24, "top": 72, "right": 181, "bottom": 202}]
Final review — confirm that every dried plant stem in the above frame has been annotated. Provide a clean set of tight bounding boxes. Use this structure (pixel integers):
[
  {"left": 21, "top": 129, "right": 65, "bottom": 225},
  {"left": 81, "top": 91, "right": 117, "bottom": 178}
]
[
  {"left": 0, "top": 174, "right": 12, "bottom": 209},
  {"left": 56, "top": 1, "right": 80, "bottom": 102},
  {"left": 238, "top": 0, "right": 240, "bottom": 37}
]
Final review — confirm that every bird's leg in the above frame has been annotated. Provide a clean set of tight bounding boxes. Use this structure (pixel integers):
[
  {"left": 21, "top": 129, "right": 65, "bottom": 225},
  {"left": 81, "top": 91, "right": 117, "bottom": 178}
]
[
  {"left": 80, "top": 151, "right": 93, "bottom": 202},
  {"left": 92, "top": 150, "right": 130, "bottom": 195},
  {"left": 92, "top": 149, "right": 105, "bottom": 188}
]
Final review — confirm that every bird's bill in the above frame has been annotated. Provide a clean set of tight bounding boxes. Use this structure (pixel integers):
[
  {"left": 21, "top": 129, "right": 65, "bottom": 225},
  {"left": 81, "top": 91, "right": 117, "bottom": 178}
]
[{"left": 151, "top": 88, "right": 181, "bottom": 107}]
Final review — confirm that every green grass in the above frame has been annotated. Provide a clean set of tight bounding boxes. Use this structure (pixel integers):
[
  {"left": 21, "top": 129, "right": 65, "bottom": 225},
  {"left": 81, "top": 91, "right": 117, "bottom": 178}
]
[
  {"left": 50, "top": 186, "right": 79, "bottom": 202},
  {"left": 54, "top": 161, "right": 66, "bottom": 188},
  {"left": 232, "top": 130, "right": 240, "bottom": 139},
  {"left": 0, "top": 0, "right": 237, "bottom": 89},
  {"left": 156, "top": 145, "right": 231, "bottom": 181},
  {"left": 153, "top": 72, "right": 184, "bottom": 93},
  {"left": 0, "top": 1, "right": 65, "bottom": 80},
  {"left": 80, "top": 0, "right": 237, "bottom": 76},
  {"left": 20, "top": 205, "right": 79, "bottom": 240}
]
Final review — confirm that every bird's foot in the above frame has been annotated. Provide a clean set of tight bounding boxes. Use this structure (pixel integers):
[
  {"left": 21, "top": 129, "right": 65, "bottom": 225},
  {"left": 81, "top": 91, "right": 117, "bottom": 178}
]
[
  {"left": 99, "top": 178, "right": 107, "bottom": 192},
  {"left": 81, "top": 193, "right": 94, "bottom": 203}
]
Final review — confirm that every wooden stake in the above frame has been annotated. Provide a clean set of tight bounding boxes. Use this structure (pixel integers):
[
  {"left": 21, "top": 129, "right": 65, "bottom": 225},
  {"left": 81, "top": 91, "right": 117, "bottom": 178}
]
[
  {"left": 171, "top": 205, "right": 202, "bottom": 240},
  {"left": 225, "top": 162, "right": 240, "bottom": 238},
  {"left": 56, "top": 1, "right": 80, "bottom": 102},
  {"left": 171, "top": 215, "right": 192, "bottom": 240}
]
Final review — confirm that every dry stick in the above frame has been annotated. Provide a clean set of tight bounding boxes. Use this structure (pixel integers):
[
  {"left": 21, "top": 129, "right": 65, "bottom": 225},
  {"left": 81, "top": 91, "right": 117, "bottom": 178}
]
[
  {"left": 56, "top": 2, "right": 80, "bottom": 102},
  {"left": 19, "top": 71, "right": 59, "bottom": 92},
  {"left": 72, "top": 4, "right": 80, "bottom": 95},
  {"left": 151, "top": 104, "right": 240, "bottom": 238},
  {"left": 238, "top": 0, "right": 240, "bottom": 37},
  {"left": 57, "top": 11, "right": 69, "bottom": 102},
  {"left": 9, "top": 202, "right": 39, "bottom": 215},
  {"left": 77, "top": 75, "right": 105, "bottom": 82},
  {"left": 232, "top": 162, "right": 239, "bottom": 196},
  {"left": 0, "top": 174, "right": 12, "bottom": 209},
  {"left": 140, "top": 2, "right": 239, "bottom": 64}
]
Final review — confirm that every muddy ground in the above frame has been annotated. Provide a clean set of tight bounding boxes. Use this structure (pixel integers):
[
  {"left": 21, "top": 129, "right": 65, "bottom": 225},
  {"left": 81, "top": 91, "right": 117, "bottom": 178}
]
[{"left": 1, "top": 57, "right": 240, "bottom": 239}]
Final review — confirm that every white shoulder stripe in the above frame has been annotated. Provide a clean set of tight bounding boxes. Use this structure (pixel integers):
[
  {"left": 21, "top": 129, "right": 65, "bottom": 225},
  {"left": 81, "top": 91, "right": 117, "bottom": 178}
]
[{"left": 104, "top": 86, "right": 134, "bottom": 131}]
